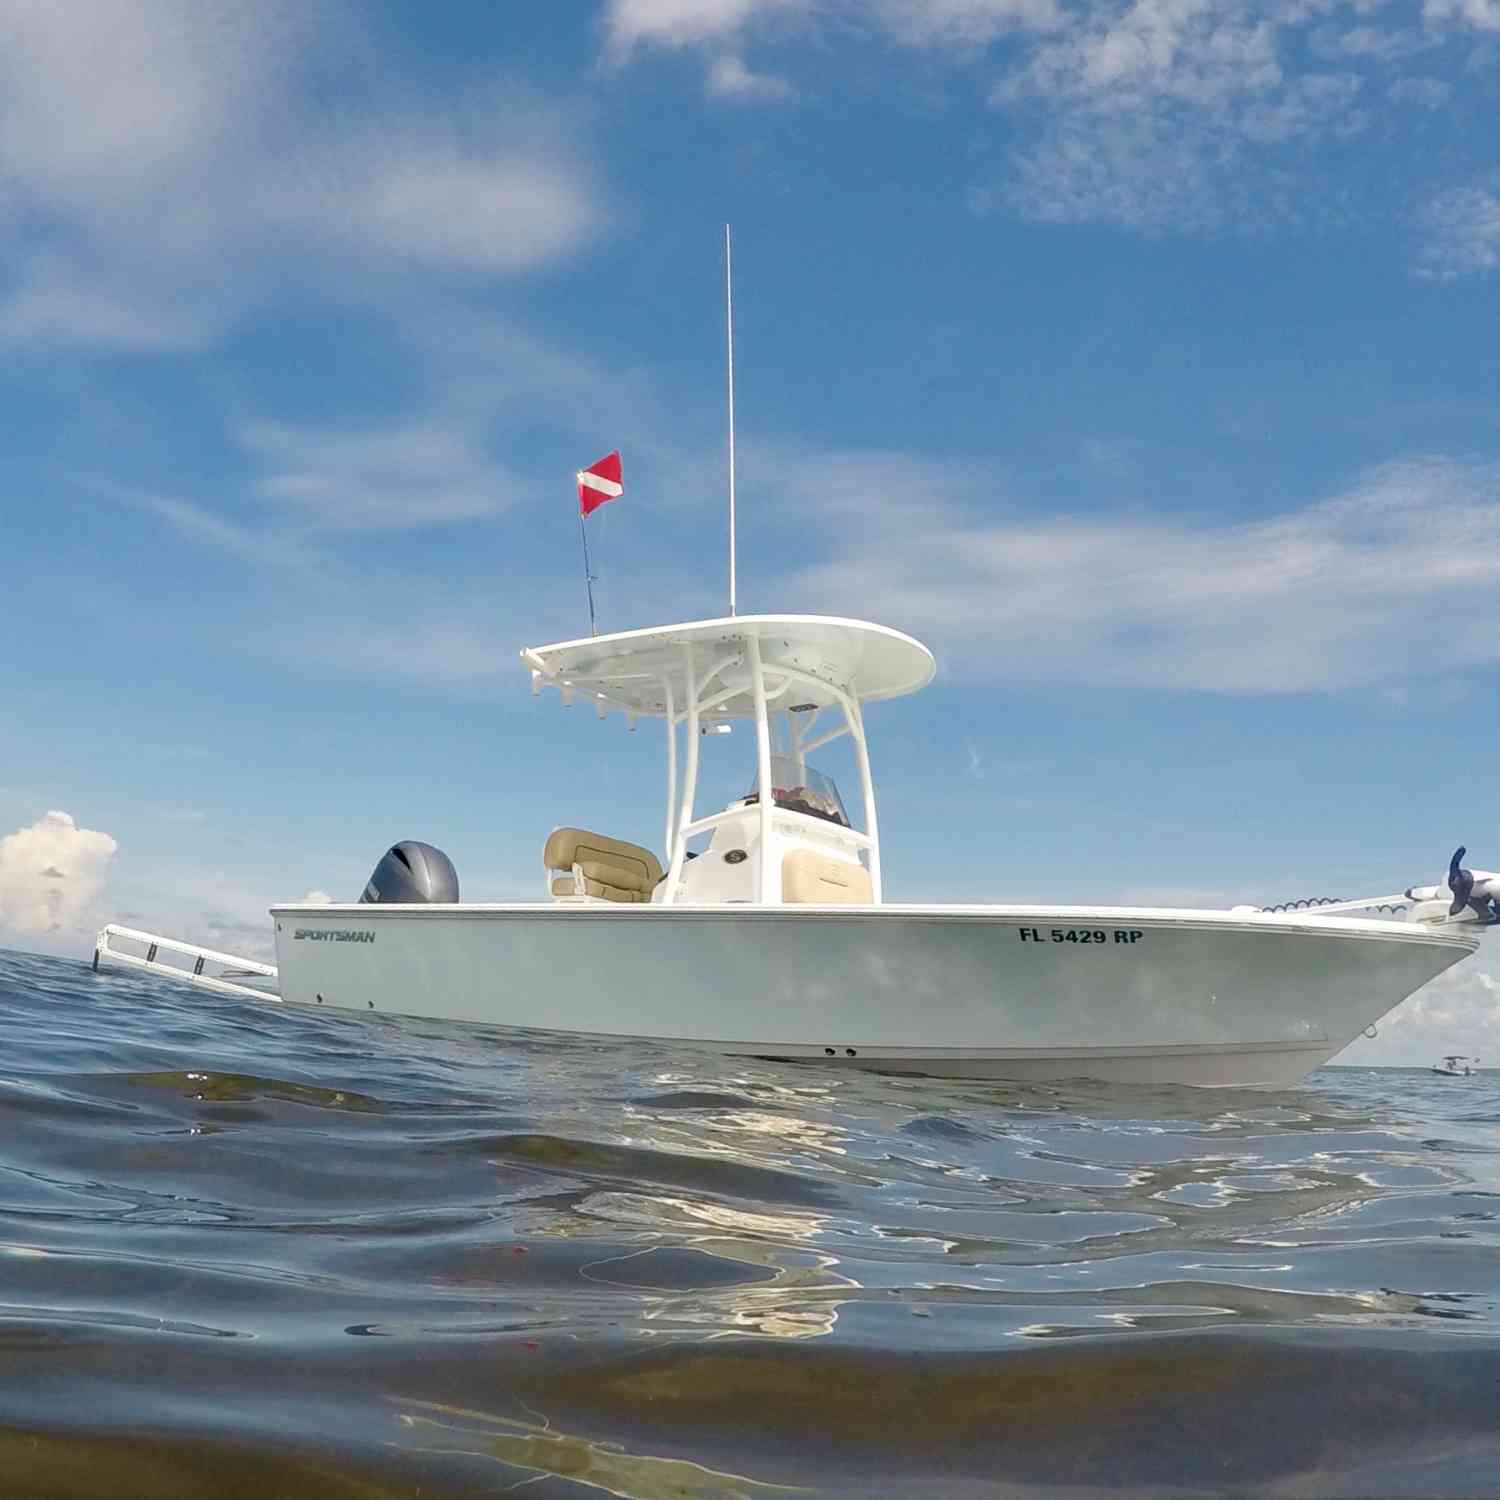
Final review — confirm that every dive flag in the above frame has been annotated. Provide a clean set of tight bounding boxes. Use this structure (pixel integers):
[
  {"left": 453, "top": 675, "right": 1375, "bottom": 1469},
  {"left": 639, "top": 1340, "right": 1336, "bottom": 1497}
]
[{"left": 577, "top": 451, "right": 623, "bottom": 517}]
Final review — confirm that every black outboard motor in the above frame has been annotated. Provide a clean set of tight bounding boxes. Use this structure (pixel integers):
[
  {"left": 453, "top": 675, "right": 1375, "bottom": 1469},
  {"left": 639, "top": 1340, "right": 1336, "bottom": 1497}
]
[{"left": 360, "top": 841, "right": 460, "bottom": 904}]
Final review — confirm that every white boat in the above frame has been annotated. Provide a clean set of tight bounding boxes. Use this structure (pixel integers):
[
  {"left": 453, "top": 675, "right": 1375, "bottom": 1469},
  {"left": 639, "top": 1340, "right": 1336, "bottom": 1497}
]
[
  {"left": 95, "top": 612, "right": 1494, "bottom": 1087},
  {"left": 1431, "top": 1055, "right": 1478, "bottom": 1076}
]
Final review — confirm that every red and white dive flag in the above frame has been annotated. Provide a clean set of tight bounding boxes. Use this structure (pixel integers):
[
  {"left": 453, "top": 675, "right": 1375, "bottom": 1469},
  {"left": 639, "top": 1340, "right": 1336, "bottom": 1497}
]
[{"left": 577, "top": 451, "right": 622, "bottom": 517}]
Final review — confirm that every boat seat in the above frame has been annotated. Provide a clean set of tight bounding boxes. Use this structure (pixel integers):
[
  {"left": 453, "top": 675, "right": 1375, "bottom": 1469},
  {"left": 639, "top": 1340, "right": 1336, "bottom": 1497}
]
[
  {"left": 781, "top": 849, "right": 873, "bottom": 905},
  {"left": 544, "top": 827, "right": 664, "bottom": 904}
]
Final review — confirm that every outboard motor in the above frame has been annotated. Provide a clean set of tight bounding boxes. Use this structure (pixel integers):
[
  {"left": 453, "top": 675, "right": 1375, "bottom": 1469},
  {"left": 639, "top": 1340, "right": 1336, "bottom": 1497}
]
[{"left": 360, "top": 841, "right": 459, "bottom": 904}]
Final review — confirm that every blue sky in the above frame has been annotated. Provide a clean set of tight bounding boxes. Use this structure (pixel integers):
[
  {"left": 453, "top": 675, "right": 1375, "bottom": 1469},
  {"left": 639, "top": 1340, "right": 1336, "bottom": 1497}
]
[{"left": 4, "top": 0, "right": 1500, "bottom": 1062}]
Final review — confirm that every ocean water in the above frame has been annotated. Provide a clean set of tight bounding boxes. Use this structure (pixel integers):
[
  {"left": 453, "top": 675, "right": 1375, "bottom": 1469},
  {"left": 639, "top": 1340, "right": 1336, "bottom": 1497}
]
[{"left": 2, "top": 947, "right": 1499, "bottom": 1498}]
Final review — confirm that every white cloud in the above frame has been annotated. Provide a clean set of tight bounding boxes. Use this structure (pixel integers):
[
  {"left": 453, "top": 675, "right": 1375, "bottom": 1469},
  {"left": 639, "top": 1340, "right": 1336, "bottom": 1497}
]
[
  {"left": 300, "top": 889, "right": 334, "bottom": 905},
  {"left": 1310, "top": 21, "right": 1432, "bottom": 63},
  {"left": 1017, "top": 3, "right": 1280, "bottom": 105},
  {"left": 238, "top": 418, "right": 520, "bottom": 531},
  {"left": 87, "top": 279, "right": 685, "bottom": 558},
  {"left": 0, "top": 811, "right": 118, "bottom": 943},
  {"left": 987, "top": 3, "right": 1378, "bottom": 232},
  {"left": 976, "top": 0, "right": 1498, "bottom": 241},
  {"left": 0, "top": 0, "right": 296, "bottom": 207},
  {"left": 1423, "top": 0, "right": 1500, "bottom": 30},
  {"left": 287, "top": 610, "right": 516, "bottom": 687},
  {"left": 999, "top": 111, "right": 1246, "bottom": 234},
  {"left": 68, "top": 293, "right": 719, "bottom": 690},
  {"left": 603, "top": 0, "right": 1062, "bottom": 99},
  {"left": 94, "top": 481, "right": 294, "bottom": 567},
  {"left": 865, "top": 0, "right": 1065, "bottom": 46},
  {"left": 606, "top": 0, "right": 1060, "bottom": 53},
  {"left": 0, "top": 256, "right": 228, "bottom": 353},
  {"left": 771, "top": 452, "right": 1500, "bottom": 693},
  {"left": 262, "top": 133, "right": 598, "bottom": 277},
  {"left": 707, "top": 54, "right": 796, "bottom": 100},
  {"left": 0, "top": 1, "right": 600, "bottom": 351},
  {"left": 1417, "top": 177, "right": 1500, "bottom": 279},
  {"left": 606, "top": 0, "right": 1490, "bottom": 246},
  {"left": 1388, "top": 74, "right": 1453, "bottom": 107},
  {"left": 604, "top": 0, "right": 805, "bottom": 54}
]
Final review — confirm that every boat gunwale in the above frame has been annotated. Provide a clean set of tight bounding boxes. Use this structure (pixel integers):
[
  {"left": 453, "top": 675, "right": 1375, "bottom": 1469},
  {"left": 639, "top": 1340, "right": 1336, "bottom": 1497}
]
[{"left": 268, "top": 901, "right": 1480, "bottom": 950}]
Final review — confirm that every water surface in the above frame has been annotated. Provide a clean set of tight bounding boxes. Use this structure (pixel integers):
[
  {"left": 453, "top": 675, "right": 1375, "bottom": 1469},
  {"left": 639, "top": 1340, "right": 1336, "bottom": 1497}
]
[{"left": 3, "top": 948, "right": 1498, "bottom": 1496}]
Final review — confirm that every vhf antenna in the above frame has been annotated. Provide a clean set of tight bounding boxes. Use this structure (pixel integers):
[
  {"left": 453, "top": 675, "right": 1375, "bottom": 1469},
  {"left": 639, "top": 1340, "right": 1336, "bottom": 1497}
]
[{"left": 725, "top": 223, "right": 737, "bottom": 617}]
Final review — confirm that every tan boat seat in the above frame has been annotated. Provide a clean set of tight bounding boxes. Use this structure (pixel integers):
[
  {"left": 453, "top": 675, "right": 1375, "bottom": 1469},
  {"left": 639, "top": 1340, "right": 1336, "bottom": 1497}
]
[
  {"left": 781, "top": 849, "right": 873, "bottom": 905},
  {"left": 544, "top": 827, "right": 664, "bottom": 904}
]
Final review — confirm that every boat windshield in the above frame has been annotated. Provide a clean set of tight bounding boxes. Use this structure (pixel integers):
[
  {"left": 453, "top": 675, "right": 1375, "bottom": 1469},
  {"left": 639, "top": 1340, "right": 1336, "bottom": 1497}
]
[{"left": 744, "top": 755, "right": 854, "bottom": 829}]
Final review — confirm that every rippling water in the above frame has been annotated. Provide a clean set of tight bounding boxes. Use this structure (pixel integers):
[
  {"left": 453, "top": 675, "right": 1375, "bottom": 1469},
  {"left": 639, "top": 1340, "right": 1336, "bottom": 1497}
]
[{"left": 3, "top": 947, "right": 1500, "bottom": 1496}]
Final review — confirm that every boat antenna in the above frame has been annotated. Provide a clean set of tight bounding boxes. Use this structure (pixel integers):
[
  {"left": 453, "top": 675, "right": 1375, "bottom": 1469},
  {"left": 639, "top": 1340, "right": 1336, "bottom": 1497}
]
[{"left": 725, "top": 222, "right": 737, "bottom": 617}]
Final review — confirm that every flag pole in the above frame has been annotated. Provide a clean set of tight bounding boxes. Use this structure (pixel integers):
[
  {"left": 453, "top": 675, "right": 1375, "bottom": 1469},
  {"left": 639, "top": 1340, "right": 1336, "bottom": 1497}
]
[
  {"left": 577, "top": 479, "right": 598, "bottom": 637},
  {"left": 725, "top": 223, "right": 737, "bottom": 618}
]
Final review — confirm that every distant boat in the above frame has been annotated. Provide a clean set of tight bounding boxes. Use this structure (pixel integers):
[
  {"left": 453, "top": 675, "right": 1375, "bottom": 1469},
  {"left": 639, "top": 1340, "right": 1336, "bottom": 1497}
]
[{"left": 1431, "top": 1054, "right": 1478, "bottom": 1076}]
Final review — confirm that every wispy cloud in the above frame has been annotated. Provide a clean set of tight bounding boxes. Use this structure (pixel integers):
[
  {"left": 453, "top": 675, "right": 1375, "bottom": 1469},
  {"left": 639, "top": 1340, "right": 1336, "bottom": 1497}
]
[
  {"left": 869, "top": 0, "right": 1064, "bottom": 47},
  {"left": 603, "top": 0, "right": 1500, "bottom": 262},
  {"left": 1388, "top": 75, "right": 1454, "bottom": 108},
  {"left": 1416, "top": 176, "right": 1500, "bottom": 280},
  {"left": 238, "top": 418, "right": 520, "bottom": 531},
  {"left": 86, "top": 478, "right": 306, "bottom": 569},
  {"left": 978, "top": 4, "right": 1490, "bottom": 249},
  {"left": 56, "top": 296, "right": 726, "bottom": 692},
  {"left": 604, "top": 0, "right": 1059, "bottom": 53},
  {"left": 601, "top": 0, "right": 1061, "bottom": 97},
  {"left": 707, "top": 54, "right": 796, "bottom": 100},
  {"left": 1423, "top": 0, "right": 1500, "bottom": 32},
  {"left": 0, "top": 258, "right": 228, "bottom": 353},
  {"left": 282, "top": 608, "right": 519, "bottom": 688},
  {"left": 769, "top": 452, "right": 1500, "bottom": 694},
  {"left": 260, "top": 130, "right": 598, "bottom": 276},
  {"left": 988, "top": 3, "right": 1372, "bottom": 235},
  {"left": 0, "top": 1, "right": 601, "bottom": 352},
  {"left": 603, "top": 0, "right": 807, "bottom": 55}
]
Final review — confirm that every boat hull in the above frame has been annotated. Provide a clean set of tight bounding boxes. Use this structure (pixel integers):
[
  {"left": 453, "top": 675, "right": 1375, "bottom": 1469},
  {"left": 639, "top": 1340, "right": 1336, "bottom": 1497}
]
[{"left": 268, "top": 903, "right": 1475, "bottom": 1087}]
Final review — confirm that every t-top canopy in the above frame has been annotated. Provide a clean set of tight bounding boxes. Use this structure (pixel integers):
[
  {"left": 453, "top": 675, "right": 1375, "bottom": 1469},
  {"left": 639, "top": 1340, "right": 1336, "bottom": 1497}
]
[{"left": 520, "top": 615, "right": 936, "bottom": 720}]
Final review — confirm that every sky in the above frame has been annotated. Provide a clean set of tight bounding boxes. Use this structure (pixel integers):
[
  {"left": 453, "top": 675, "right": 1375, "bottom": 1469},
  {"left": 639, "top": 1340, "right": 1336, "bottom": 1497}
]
[{"left": 3, "top": 0, "right": 1499, "bottom": 1064}]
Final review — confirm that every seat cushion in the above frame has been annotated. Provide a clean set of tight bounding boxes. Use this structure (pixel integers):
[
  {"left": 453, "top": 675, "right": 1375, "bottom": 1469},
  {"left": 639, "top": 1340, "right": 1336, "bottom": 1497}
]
[
  {"left": 544, "top": 827, "right": 663, "bottom": 903},
  {"left": 781, "top": 850, "right": 873, "bottom": 904}
]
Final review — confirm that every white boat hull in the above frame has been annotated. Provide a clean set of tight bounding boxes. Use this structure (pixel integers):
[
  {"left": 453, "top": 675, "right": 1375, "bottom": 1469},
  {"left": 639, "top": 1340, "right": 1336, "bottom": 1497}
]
[{"left": 268, "top": 903, "right": 1475, "bottom": 1087}]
